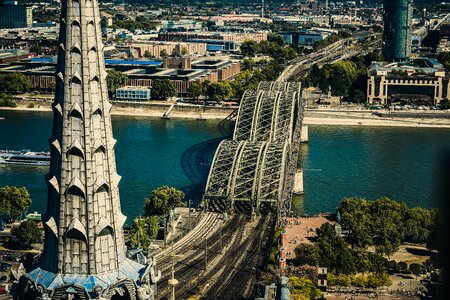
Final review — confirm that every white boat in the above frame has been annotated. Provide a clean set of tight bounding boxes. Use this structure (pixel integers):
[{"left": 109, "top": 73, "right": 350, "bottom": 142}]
[{"left": 0, "top": 149, "right": 50, "bottom": 166}]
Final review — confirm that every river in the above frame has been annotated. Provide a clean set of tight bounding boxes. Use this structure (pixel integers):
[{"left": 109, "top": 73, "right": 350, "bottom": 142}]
[{"left": 1, "top": 110, "right": 449, "bottom": 220}]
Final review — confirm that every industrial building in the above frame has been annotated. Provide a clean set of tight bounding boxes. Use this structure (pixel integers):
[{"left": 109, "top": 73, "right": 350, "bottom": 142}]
[
  {"left": 367, "top": 58, "right": 449, "bottom": 106},
  {"left": 382, "top": 0, "right": 413, "bottom": 62},
  {"left": 0, "top": 4, "right": 32, "bottom": 29}
]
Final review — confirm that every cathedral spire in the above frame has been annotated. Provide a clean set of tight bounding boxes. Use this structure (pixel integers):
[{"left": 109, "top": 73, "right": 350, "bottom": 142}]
[{"left": 16, "top": 0, "right": 160, "bottom": 298}]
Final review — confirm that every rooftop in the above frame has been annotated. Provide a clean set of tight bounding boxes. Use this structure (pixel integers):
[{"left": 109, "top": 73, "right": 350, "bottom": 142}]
[{"left": 369, "top": 58, "right": 448, "bottom": 77}]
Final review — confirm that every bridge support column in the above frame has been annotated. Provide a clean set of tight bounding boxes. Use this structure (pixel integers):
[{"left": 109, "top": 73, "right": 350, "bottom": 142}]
[
  {"left": 300, "top": 125, "right": 308, "bottom": 143},
  {"left": 293, "top": 168, "right": 304, "bottom": 195}
]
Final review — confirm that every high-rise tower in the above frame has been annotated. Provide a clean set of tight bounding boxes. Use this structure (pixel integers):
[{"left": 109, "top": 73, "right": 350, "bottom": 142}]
[
  {"left": 15, "top": 0, "right": 160, "bottom": 298},
  {"left": 382, "top": 0, "right": 413, "bottom": 62}
]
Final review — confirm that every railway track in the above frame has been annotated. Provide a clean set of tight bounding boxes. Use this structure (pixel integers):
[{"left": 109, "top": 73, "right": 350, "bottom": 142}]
[{"left": 156, "top": 214, "right": 275, "bottom": 299}]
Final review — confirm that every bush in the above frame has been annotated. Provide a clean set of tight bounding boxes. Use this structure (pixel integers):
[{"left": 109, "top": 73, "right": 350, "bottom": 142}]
[
  {"left": 0, "top": 93, "right": 17, "bottom": 107},
  {"left": 409, "top": 263, "right": 427, "bottom": 276},
  {"left": 27, "top": 102, "right": 35, "bottom": 108}
]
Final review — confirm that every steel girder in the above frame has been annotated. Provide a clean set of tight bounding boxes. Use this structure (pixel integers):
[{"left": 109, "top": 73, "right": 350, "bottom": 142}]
[
  {"left": 204, "top": 81, "right": 304, "bottom": 213},
  {"left": 233, "top": 90, "right": 262, "bottom": 141},
  {"left": 204, "top": 140, "right": 244, "bottom": 198},
  {"left": 204, "top": 140, "right": 289, "bottom": 208}
]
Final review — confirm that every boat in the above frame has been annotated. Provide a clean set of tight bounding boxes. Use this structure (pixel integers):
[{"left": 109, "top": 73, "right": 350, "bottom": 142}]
[{"left": 0, "top": 149, "right": 50, "bottom": 166}]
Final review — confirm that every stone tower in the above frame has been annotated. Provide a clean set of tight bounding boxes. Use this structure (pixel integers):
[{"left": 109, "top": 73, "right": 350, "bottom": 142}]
[{"left": 16, "top": 0, "right": 160, "bottom": 298}]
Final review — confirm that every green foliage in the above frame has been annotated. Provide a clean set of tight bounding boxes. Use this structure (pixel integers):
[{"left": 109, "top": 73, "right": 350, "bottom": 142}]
[
  {"left": 328, "top": 272, "right": 392, "bottom": 288},
  {"left": 437, "top": 52, "right": 450, "bottom": 71},
  {"left": 127, "top": 216, "right": 160, "bottom": 254},
  {"left": 0, "top": 186, "right": 32, "bottom": 219},
  {"left": 289, "top": 276, "right": 322, "bottom": 300},
  {"left": 294, "top": 243, "right": 319, "bottom": 266},
  {"left": 144, "top": 186, "right": 185, "bottom": 217},
  {"left": 143, "top": 50, "right": 151, "bottom": 58},
  {"left": 160, "top": 49, "right": 169, "bottom": 58},
  {"left": 107, "top": 70, "right": 128, "bottom": 96},
  {"left": 205, "top": 81, "right": 233, "bottom": 102},
  {"left": 0, "top": 73, "right": 30, "bottom": 94},
  {"left": 29, "top": 45, "right": 43, "bottom": 55},
  {"left": 409, "top": 263, "right": 427, "bottom": 276},
  {"left": 181, "top": 47, "right": 189, "bottom": 56},
  {"left": 113, "top": 18, "right": 157, "bottom": 31},
  {"left": 340, "top": 197, "right": 438, "bottom": 255},
  {"left": 172, "top": 47, "right": 181, "bottom": 57},
  {"left": 439, "top": 98, "right": 449, "bottom": 110},
  {"left": 152, "top": 78, "right": 177, "bottom": 100},
  {"left": 188, "top": 81, "right": 203, "bottom": 101},
  {"left": 27, "top": 102, "right": 35, "bottom": 108},
  {"left": 240, "top": 40, "right": 259, "bottom": 57},
  {"left": 0, "top": 93, "right": 17, "bottom": 107},
  {"left": 12, "top": 220, "right": 42, "bottom": 245},
  {"left": 268, "top": 33, "right": 285, "bottom": 46}
]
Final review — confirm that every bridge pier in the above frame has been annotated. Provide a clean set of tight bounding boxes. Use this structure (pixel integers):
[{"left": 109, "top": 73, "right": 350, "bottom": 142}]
[
  {"left": 300, "top": 125, "right": 308, "bottom": 143},
  {"left": 293, "top": 168, "right": 304, "bottom": 195}
]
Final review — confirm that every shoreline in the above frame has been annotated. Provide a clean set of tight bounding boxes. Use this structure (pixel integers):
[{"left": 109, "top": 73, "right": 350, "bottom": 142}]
[{"left": 2, "top": 104, "right": 450, "bottom": 128}]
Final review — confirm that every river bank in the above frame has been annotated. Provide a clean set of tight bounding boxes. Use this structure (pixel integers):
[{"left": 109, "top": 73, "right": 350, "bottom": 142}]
[{"left": 2, "top": 101, "right": 450, "bottom": 128}]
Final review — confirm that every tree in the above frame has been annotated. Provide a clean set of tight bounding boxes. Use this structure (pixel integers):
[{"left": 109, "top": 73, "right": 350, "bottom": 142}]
[
  {"left": 240, "top": 40, "right": 259, "bottom": 57},
  {"left": 144, "top": 186, "right": 185, "bottom": 217},
  {"left": 0, "top": 73, "right": 30, "bottom": 94},
  {"left": 12, "top": 221, "right": 42, "bottom": 246},
  {"left": 127, "top": 216, "right": 160, "bottom": 254},
  {"left": 172, "top": 47, "right": 181, "bottom": 57},
  {"left": 294, "top": 243, "right": 319, "bottom": 266},
  {"left": 106, "top": 70, "right": 127, "bottom": 97},
  {"left": 151, "top": 79, "right": 177, "bottom": 100},
  {"left": 143, "top": 50, "right": 151, "bottom": 58},
  {"left": 205, "top": 81, "right": 233, "bottom": 102},
  {"left": 351, "top": 89, "right": 366, "bottom": 103},
  {"left": 160, "top": 49, "right": 169, "bottom": 58},
  {"left": 29, "top": 45, "right": 43, "bottom": 55},
  {"left": 0, "top": 186, "right": 32, "bottom": 219},
  {"left": 440, "top": 99, "right": 449, "bottom": 110},
  {"left": 0, "top": 93, "right": 17, "bottom": 107},
  {"left": 268, "top": 33, "right": 285, "bottom": 46},
  {"left": 289, "top": 276, "right": 322, "bottom": 300},
  {"left": 181, "top": 47, "right": 189, "bottom": 56},
  {"left": 188, "top": 81, "right": 203, "bottom": 101}
]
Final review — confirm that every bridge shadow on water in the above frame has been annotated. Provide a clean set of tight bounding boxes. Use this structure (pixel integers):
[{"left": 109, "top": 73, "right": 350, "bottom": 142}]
[{"left": 179, "top": 120, "right": 235, "bottom": 206}]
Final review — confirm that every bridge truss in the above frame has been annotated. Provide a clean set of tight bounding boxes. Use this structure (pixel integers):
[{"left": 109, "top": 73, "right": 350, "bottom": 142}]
[{"left": 204, "top": 81, "right": 305, "bottom": 214}]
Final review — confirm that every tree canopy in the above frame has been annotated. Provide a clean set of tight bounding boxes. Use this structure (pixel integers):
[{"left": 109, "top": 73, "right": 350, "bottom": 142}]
[
  {"left": 152, "top": 79, "right": 177, "bottom": 100},
  {"left": 0, "top": 186, "right": 32, "bottom": 219},
  {"left": 340, "top": 197, "right": 438, "bottom": 255},
  {"left": 12, "top": 220, "right": 42, "bottom": 246},
  {"left": 126, "top": 216, "right": 160, "bottom": 254},
  {"left": 107, "top": 70, "right": 128, "bottom": 96},
  {"left": 144, "top": 186, "right": 186, "bottom": 216},
  {"left": 0, "top": 73, "right": 30, "bottom": 95}
]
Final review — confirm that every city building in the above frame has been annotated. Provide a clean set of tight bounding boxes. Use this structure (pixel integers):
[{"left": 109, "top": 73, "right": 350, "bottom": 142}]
[
  {"left": 0, "top": 4, "right": 32, "bottom": 29},
  {"left": 382, "top": 0, "right": 413, "bottom": 62},
  {"left": 0, "top": 58, "right": 240, "bottom": 96},
  {"left": 115, "top": 86, "right": 151, "bottom": 101},
  {"left": 281, "top": 30, "right": 330, "bottom": 46},
  {"left": 158, "top": 31, "right": 268, "bottom": 44},
  {"left": 117, "top": 41, "right": 207, "bottom": 58},
  {"left": 15, "top": 0, "right": 161, "bottom": 297},
  {"left": 367, "top": 58, "right": 449, "bottom": 106}
]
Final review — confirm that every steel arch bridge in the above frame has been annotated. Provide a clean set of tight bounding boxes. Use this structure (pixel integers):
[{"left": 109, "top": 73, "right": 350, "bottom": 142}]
[{"left": 203, "top": 81, "right": 304, "bottom": 214}]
